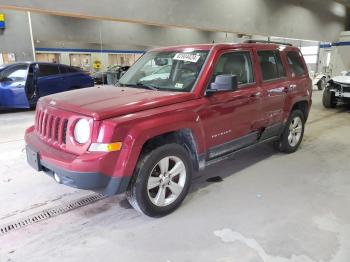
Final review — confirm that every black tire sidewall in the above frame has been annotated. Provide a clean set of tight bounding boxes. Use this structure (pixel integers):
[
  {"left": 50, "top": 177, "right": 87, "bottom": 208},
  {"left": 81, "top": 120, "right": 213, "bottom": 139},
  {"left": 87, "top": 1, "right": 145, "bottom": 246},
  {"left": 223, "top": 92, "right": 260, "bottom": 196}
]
[
  {"left": 131, "top": 144, "right": 192, "bottom": 217},
  {"left": 279, "top": 110, "right": 305, "bottom": 153},
  {"left": 323, "top": 88, "right": 336, "bottom": 108}
]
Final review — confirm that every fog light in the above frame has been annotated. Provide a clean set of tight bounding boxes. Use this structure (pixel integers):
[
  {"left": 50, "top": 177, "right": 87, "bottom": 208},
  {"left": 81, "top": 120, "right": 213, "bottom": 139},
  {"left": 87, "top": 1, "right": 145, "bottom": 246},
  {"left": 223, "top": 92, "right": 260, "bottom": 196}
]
[{"left": 89, "top": 142, "right": 122, "bottom": 152}]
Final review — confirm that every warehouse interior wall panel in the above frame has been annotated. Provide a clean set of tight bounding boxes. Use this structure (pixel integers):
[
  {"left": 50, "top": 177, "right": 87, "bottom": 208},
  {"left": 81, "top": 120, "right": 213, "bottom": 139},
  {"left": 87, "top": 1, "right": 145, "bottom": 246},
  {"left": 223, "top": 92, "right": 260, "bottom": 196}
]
[
  {"left": 0, "top": 10, "right": 34, "bottom": 61},
  {"left": 0, "top": 0, "right": 346, "bottom": 41}
]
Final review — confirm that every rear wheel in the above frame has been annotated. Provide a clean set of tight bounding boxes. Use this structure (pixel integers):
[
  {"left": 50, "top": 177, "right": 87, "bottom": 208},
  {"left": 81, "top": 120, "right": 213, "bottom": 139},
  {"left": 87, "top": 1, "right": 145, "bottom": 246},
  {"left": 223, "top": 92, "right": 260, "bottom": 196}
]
[
  {"left": 322, "top": 88, "right": 336, "bottom": 108},
  {"left": 275, "top": 110, "right": 305, "bottom": 153},
  {"left": 126, "top": 143, "right": 192, "bottom": 217}
]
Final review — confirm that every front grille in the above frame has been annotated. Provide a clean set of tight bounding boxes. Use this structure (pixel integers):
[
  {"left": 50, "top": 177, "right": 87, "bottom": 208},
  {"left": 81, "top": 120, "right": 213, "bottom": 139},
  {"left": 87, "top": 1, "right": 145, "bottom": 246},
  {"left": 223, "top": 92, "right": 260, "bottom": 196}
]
[
  {"left": 342, "top": 85, "right": 350, "bottom": 93},
  {"left": 35, "top": 109, "right": 68, "bottom": 146}
]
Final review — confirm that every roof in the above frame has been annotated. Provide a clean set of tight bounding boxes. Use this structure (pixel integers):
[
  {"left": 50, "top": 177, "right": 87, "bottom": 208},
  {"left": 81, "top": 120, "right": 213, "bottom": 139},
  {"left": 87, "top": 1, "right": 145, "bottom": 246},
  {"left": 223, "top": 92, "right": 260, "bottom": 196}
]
[
  {"left": 0, "top": 62, "right": 71, "bottom": 68},
  {"left": 151, "top": 42, "right": 300, "bottom": 52}
]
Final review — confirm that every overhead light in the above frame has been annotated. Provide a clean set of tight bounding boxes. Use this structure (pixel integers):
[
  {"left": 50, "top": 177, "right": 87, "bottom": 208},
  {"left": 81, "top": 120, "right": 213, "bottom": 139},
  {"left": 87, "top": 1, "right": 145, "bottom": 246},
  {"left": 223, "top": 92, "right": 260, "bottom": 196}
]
[{"left": 330, "top": 2, "right": 346, "bottom": 17}]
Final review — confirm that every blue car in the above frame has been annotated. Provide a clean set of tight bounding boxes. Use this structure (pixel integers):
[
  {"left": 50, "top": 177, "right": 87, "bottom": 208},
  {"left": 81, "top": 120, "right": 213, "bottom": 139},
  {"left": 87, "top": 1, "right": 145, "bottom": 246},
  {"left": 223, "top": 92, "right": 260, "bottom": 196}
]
[{"left": 0, "top": 62, "right": 94, "bottom": 109}]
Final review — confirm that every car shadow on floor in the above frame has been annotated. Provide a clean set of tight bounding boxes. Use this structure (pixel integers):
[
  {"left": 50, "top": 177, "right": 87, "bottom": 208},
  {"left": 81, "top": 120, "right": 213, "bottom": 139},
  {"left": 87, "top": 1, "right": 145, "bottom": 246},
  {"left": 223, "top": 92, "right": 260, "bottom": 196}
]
[
  {"left": 0, "top": 108, "right": 34, "bottom": 114},
  {"left": 117, "top": 143, "right": 278, "bottom": 210},
  {"left": 189, "top": 143, "right": 277, "bottom": 194}
]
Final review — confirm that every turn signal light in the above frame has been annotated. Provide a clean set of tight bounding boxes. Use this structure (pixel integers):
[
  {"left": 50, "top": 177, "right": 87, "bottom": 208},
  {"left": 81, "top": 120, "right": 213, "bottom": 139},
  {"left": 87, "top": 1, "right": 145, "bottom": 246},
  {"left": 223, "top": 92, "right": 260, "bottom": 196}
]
[{"left": 89, "top": 142, "right": 122, "bottom": 152}]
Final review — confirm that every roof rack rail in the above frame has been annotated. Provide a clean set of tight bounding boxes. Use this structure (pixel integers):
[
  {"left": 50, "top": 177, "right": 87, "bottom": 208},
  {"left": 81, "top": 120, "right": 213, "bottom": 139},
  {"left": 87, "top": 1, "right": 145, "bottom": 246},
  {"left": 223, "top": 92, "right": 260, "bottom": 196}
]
[{"left": 244, "top": 40, "right": 293, "bottom": 46}]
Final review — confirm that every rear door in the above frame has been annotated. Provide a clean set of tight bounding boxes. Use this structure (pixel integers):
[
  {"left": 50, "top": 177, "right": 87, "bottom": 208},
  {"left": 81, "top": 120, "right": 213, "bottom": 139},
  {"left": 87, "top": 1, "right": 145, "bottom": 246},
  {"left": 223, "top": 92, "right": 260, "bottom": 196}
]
[
  {"left": 285, "top": 50, "right": 309, "bottom": 97},
  {"left": 60, "top": 65, "right": 92, "bottom": 89},
  {"left": 256, "top": 49, "right": 289, "bottom": 128},
  {"left": 199, "top": 49, "right": 262, "bottom": 158},
  {"left": 36, "top": 64, "right": 64, "bottom": 97}
]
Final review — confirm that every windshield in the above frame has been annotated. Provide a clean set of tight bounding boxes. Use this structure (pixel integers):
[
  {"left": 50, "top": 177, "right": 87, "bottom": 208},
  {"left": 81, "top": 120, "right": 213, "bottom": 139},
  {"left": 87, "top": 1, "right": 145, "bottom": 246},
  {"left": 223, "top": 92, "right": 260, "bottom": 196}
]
[
  {"left": 119, "top": 50, "right": 209, "bottom": 92},
  {"left": 346, "top": 71, "right": 350, "bottom": 76},
  {"left": 0, "top": 64, "right": 29, "bottom": 82}
]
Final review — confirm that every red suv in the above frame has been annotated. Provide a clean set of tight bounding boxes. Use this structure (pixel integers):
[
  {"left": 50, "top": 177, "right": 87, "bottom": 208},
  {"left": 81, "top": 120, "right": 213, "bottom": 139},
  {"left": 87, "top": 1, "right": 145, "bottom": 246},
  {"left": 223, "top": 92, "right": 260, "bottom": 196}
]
[{"left": 25, "top": 41, "right": 312, "bottom": 217}]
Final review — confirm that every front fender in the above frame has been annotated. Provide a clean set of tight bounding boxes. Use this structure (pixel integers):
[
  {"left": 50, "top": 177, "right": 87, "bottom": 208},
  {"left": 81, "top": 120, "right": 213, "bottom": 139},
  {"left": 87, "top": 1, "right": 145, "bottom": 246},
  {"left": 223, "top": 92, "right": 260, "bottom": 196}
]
[{"left": 108, "top": 109, "right": 206, "bottom": 181}]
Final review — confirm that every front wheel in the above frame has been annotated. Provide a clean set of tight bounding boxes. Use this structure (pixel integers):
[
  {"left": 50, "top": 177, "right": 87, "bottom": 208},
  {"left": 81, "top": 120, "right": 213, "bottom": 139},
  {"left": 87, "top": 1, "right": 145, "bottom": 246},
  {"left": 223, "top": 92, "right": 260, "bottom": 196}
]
[
  {"left": 126, "top": 144, "right": 192, "bottom": 217},
  {"left": 323, "top": 88, "right": 336, "bottom": 108},
  {"left": 275, "top": 110, "right": 305, "bottom": 153}
]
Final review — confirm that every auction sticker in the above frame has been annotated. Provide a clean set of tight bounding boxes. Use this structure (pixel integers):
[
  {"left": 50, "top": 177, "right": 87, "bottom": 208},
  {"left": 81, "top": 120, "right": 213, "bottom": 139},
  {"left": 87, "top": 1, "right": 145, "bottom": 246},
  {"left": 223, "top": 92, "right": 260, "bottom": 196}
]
[{"left": 174, "top": 53, "right": 200, "bottom": 63}]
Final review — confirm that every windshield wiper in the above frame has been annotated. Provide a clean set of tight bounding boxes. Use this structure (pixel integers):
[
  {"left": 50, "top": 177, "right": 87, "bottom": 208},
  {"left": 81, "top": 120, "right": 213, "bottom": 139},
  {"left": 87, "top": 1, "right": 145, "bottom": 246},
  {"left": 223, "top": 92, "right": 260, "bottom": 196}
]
[
  {"left": 134, "top": 82, "right": 159, "bottom": 91},
  {"left": 117, "top": 82, "right": 159, "bottom": 91}
]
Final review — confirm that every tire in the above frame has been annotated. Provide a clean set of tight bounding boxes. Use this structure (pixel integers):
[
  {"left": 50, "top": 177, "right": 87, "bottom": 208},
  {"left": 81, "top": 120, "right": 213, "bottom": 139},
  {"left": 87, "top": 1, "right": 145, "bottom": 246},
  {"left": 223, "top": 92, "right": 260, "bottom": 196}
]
[
  {"left": 322, "top": 88, "right": 336, "bottom": 108},
  {"left": 274, "top": 110, "right": 305, "bottom": 154},
  {"left": 126, "top": 143, "right": 192, "bottom": 217},
  {"left": 317, "top": 77, "right": 326, "bottom": 90}
]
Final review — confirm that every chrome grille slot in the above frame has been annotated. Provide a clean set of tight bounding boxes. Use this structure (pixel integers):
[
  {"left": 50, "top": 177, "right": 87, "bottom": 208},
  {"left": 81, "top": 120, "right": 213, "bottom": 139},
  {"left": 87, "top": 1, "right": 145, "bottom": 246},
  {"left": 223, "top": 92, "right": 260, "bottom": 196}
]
[
  {"left": 54, "top": 118, "right": 60, "bottom": 142},
  {"left": 34, "top": 109, "right": 68, "bottom": 147},
  {"left": 62, "top": 119, "right": 68, "bottom": 144}
]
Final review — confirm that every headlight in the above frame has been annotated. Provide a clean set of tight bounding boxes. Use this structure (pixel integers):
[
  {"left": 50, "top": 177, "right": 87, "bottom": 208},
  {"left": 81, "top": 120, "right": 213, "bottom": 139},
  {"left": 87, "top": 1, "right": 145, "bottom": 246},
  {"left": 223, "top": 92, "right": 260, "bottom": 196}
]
[{"left": 74, "top": 119, "right": 90, "bottom": 144}]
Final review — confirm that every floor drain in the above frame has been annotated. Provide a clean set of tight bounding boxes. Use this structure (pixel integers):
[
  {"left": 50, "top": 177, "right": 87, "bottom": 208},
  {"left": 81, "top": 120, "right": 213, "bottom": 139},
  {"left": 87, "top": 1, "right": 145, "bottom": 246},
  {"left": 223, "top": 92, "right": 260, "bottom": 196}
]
[
  {"left": 0, "top": 193, "right": 106, "bottom": 236},
  {"left": 206, "top": 176, "right": 223, "bottom": 183}
]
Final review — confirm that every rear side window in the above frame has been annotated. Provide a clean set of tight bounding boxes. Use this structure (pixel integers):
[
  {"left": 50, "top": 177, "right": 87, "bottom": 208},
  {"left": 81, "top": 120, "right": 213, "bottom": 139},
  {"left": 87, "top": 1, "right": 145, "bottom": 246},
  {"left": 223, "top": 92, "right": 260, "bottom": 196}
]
[
  {"left": 257, "top": 50, "right": 286, "bottom": 81},
  {"left": 60, "top": 65, "right": 80, "bottom": 74},
  {"left": 287, "top": 52, "right": 306, "bottom": 76},
  {"left": 38, "top": 64, "right": 60, "bottom": 77},
  {"left": 212, "top": 51, "right": 254, "bottom": 85}
]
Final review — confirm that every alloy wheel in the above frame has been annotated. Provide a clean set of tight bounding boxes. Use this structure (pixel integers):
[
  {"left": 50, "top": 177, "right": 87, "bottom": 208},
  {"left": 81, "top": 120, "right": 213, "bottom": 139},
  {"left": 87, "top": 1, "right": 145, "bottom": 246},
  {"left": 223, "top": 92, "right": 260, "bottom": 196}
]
[
  {"left": 147, "top": 156, "right": 187, "bottom": 207},
  {"left": 288, "top": 116, "right": 303, "bottom": 147}
]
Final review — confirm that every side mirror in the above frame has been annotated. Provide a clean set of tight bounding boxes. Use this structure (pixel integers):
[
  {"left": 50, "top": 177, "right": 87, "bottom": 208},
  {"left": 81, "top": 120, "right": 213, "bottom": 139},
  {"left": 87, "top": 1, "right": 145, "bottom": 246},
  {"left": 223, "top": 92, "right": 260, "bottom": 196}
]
[
  {"left": 206, "top": 75, "right": 238, "bottom": 95},
  {"left": 0, "top": 77, "right": 12, "bottom": 82},
  {"left": 155, "top": 57, "right": 168, "bottom": 66}
]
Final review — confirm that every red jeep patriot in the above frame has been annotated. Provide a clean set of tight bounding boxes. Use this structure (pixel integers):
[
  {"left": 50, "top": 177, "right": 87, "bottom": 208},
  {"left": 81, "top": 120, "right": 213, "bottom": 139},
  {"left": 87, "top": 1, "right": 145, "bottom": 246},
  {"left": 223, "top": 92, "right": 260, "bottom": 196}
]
[{"left": 25, "top": 41, "right": 312, "bottom": 217}]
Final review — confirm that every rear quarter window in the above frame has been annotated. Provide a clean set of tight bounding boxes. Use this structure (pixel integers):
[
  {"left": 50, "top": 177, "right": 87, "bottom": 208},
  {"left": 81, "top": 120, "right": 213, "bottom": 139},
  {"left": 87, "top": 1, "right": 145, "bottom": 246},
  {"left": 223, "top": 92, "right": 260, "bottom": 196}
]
[
  {"left": 60, "top": 65, "right": 80, "bottom": 74},
  {"left": 257, "top": 50, "right": 286, "bottom": 81},
  {"left": 286, "top": 51, "right": 307, "bottom": 76}
]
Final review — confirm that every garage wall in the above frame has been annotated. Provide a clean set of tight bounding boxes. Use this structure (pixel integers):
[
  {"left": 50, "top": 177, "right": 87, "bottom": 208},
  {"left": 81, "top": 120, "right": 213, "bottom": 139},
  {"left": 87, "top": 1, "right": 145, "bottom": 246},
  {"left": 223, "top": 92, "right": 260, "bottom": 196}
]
[
  {"left": 0, "top": 0, "right": 346, "bottom": 41},
  {"left": 30, "top": 14, "right": 240, "bottom": 50},
  {"left": 0, "top": 10, "right": 34, "bottom": 61},
  {"left": 319, "top": 31, "right": 350, "bottom": 76}
]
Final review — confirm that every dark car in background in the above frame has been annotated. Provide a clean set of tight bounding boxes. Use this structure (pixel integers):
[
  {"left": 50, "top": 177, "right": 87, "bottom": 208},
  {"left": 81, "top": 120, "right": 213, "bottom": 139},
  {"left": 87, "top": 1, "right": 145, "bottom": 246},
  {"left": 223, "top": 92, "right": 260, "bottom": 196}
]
[
  {"left": 0, "top": 62, "right": 94, "bottom": 109},
  {"left": 91, "top": 65, "right": 130, "bottom": 85}
]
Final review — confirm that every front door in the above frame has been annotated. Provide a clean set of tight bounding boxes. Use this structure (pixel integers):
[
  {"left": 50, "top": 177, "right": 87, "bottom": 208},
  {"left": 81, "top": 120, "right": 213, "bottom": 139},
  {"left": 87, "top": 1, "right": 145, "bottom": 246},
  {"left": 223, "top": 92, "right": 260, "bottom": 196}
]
[
  {"left": 0, "top": 64, "right": 30, "bottom": 108},
  {"left": 199, "top": 50, "right": 262, "bottom": 159}
]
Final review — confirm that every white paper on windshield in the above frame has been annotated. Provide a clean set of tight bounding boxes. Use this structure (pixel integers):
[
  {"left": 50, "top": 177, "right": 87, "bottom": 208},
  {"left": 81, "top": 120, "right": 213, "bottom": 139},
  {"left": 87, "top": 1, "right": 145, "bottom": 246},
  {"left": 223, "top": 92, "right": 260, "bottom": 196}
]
[{"left": 174, "top": 53, "right": 200, "bottom": 63}]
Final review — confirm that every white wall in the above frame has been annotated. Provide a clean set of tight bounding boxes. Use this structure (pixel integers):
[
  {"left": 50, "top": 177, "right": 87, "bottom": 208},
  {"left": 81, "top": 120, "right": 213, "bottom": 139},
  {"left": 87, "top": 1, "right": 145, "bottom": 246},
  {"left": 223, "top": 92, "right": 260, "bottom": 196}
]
[
  {"left": 0, "top": 0, "right": 346, "bottom": 41},
  {"left": 319, "top": 31, "right": 350, "bottom": 76},
  {"left": 0, "top": 10, "right": 34, "bottom": 61}
]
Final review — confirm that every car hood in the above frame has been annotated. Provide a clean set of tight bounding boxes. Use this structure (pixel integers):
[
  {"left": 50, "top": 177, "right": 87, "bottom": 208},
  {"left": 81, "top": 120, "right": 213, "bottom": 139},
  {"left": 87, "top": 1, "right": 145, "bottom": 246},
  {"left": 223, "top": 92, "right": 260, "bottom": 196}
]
[
  {"left": 331, "top": 75, "right": 350, "bottom": 85},
  {"left": 41, "top": 86, "right": 196, "bottom": 120}
]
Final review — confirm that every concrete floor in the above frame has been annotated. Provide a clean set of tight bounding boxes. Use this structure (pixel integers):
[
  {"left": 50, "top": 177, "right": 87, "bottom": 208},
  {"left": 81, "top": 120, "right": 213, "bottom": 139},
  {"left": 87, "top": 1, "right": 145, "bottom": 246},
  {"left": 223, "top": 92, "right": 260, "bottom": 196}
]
[{"left": 0, "top": 91, "right": 350, "bottom": 262}]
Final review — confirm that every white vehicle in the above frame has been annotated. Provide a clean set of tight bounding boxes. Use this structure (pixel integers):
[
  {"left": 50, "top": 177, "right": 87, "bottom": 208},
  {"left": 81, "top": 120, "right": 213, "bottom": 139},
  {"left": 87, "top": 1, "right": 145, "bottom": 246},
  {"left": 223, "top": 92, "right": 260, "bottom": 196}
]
[
  {"left": 139, "top": 65, "right": 171, "bottom": 82},
  {"left": 312, "top": 73, "right": 328, "bottom": 90},
  {"left": 323, "top": 71, "right": 350, "bottom": 108}
]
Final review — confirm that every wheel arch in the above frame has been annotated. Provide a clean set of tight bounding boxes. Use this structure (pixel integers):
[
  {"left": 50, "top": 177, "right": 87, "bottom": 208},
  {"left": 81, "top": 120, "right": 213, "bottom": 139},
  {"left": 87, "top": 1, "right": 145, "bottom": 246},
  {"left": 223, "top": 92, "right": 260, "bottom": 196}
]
[
  {"left": 291, "top": 100, "right": 310, "bottom": 120},
  {"left": 139, "top": 128, "right": 202, "bottom": 171}
]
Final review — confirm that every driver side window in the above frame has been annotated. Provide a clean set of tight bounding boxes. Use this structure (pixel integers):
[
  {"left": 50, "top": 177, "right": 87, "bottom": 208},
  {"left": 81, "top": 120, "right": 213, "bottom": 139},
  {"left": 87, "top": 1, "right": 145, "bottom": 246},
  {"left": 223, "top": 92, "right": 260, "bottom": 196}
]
[
  {"left": 0, "top": 64, "right": 28, "bottom": 83},
  {"left": 212, "top": 51, "right": 254, "bottom": 86}
]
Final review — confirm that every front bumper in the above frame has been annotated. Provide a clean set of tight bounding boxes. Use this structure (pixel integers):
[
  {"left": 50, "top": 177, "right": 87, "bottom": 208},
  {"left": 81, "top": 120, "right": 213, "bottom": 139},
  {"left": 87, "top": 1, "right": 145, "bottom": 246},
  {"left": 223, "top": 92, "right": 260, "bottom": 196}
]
[
  {"left": 332, "top": 90, "right": 350, "bottom": 98},
  {"left": 25, "top": 129, "right": 131, "bottom": 195}
]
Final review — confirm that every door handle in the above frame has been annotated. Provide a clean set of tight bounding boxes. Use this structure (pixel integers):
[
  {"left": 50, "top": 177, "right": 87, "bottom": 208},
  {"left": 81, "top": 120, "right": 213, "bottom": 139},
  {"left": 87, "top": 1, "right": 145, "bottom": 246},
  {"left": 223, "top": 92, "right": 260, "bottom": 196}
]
[
  {"left": 249, "top": 91, "right": 261, "bottom": 101},
  {"left": 250, "top": 91, "right": 262, "bottom": 98},
  {"left": 284, "top": 84, "right": 297, "bottom": 93}
]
